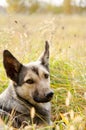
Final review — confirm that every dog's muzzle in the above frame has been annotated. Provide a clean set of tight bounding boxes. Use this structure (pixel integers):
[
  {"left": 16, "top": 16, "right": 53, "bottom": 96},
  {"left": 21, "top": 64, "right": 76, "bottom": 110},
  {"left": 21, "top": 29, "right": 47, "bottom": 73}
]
[{"left": 33, "top": 91, "right": 54, "bottom": 103}]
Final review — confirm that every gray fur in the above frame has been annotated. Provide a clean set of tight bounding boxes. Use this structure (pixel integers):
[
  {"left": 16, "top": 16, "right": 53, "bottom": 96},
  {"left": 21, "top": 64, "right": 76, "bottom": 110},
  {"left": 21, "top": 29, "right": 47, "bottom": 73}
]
[{"left": 0, "top": 41, "right": 54, "bottom": 128}]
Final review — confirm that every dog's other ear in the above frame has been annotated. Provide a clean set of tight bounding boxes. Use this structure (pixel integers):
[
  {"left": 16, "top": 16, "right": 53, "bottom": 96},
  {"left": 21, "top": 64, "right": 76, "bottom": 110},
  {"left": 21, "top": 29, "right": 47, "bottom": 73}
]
[
  {"left": 38, "top": 41, "right": 49, "bottom": 71},
  {"left": 3, "top": 50, "right": 22, "bottom": 83}
]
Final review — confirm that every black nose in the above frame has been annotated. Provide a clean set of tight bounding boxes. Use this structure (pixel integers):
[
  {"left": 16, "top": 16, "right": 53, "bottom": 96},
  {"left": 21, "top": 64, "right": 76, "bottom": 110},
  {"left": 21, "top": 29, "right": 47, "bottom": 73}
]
[{"left": 46, "top": 92, "right": 54, "bottom": 99}]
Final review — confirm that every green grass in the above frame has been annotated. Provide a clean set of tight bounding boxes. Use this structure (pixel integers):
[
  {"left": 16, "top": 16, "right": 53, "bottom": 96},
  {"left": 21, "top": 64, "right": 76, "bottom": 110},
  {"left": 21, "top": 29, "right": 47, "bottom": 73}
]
[{"left": 0, "top": 14, "right": 86, "bottom": 130}]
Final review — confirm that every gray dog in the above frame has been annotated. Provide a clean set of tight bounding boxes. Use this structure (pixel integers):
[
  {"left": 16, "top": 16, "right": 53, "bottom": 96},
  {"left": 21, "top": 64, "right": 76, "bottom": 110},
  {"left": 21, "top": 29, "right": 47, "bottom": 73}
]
[{"left": 0, "top": 41, "right": 54, "bottom": 128}]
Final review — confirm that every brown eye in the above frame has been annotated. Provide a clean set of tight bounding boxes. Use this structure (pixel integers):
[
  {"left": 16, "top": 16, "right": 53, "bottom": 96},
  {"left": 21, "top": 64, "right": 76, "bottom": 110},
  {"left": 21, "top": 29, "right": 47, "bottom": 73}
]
[
  {"left": 44, "top": 73, "right": 49, "bottom": 79},
  {"left": 26, "top": 79, "right": 34, "bottom": 84}
]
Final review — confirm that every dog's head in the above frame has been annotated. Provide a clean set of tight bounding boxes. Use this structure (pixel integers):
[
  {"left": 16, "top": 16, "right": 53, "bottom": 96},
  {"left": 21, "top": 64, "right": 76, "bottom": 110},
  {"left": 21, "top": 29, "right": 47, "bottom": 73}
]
[{"left": 3, "top": 41, "right": 54, "bottom": 103}]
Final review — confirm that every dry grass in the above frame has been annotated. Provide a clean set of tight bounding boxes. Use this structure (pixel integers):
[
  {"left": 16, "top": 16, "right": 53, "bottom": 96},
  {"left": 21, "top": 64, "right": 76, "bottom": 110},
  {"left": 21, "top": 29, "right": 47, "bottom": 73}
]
[{"left": 0, "top": 14, "right": 86, "bottom": 130}]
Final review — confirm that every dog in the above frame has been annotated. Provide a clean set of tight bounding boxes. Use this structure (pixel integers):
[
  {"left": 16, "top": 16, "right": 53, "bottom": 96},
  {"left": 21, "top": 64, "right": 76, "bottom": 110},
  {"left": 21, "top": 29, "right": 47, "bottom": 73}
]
[{"left": 0, "top": 41, "right": 54, "bottom": 128}]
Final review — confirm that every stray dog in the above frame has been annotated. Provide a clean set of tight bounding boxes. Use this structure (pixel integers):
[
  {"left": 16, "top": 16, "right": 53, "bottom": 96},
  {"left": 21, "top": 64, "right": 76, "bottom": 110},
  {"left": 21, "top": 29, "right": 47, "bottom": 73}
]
[{"left": 0, "top": 41, "right": 54, "bottom": 128}]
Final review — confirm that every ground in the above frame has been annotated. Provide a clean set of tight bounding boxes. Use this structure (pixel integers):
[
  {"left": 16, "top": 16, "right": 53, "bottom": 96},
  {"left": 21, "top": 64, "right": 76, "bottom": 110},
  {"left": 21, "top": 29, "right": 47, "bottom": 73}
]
[{"left": 0, "top": 14, "right": 86, "bottom": 130}]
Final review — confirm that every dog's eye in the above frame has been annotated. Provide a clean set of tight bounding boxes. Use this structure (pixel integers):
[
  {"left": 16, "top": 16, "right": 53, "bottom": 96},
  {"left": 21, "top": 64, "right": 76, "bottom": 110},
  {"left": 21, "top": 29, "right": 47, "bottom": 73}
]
[
  {"left": 26, "top": 79, "right": 34, "bottom": 84},
  {"left": 44, "top": 73, "right": 49, "bottom": 79}
]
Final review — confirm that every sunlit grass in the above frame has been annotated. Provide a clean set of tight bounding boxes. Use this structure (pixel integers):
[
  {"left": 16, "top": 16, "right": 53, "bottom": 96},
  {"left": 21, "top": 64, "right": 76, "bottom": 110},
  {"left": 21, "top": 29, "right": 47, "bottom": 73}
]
[{"left": 0, "top": 14, "right": 86, "bottom": 129}]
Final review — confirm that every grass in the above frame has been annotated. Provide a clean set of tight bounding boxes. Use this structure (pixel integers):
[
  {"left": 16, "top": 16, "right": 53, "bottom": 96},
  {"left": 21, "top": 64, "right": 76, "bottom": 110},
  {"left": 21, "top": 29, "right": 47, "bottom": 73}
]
[{"left": 0, "top": 13, "right": 86, "bottom": 130}]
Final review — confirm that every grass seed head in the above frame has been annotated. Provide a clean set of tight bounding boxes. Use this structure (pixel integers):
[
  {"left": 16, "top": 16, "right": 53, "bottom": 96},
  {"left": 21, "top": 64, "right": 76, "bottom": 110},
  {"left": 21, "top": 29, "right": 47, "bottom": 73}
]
[
  {"left": 65, "top": 91, "right": 72, "bottom": 106},
  {"left": 84, "top": 92, "right": 86, "bottom": 99},
  {"left": 69, "top": 110, "right": 74, "bottom": 120},
  {"left": 30, "top": 107, "right": 35, "bottom": 119}
]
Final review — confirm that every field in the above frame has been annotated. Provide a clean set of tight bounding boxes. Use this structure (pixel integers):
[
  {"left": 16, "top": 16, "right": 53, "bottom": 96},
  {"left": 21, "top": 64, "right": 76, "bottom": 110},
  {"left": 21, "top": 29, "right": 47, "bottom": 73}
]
[{"left": 0, "top": 14, "right": 86, "bottom": 130}]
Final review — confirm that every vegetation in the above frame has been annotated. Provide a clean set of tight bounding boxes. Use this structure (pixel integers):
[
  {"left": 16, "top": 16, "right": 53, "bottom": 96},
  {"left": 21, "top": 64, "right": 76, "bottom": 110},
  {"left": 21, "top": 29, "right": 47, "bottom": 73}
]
[
  {"left": 0, "top": 14, "right": 86, "bottom": 129},
  {"left": 6, "top": 0, "right": 86, "bottom": 14}
]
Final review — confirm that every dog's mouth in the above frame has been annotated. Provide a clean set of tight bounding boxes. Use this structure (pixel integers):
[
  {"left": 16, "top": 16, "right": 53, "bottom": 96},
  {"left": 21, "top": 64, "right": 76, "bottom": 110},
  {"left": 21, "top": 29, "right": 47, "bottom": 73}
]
[
  {"left": 33, "top": 97, "right": 51, "bottom": 103},
  {"left": 33, "top": 92, "right": 54, "bottom": 103}
]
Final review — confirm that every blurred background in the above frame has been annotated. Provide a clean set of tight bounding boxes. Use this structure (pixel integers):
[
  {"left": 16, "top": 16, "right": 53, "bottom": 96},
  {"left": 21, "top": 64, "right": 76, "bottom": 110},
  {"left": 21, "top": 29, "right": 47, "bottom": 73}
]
[{"left": 0, "top": 0, "right": 86, "bottom": 14}]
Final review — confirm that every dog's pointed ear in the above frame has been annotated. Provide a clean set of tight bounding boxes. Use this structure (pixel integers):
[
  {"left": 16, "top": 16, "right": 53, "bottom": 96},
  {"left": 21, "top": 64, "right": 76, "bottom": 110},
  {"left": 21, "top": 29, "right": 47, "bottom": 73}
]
[
  {"left": 3, "top": 50, "right": 22, "bottom": 83},
  {"left": 38, "top": 41, "right": 49, "bottom": 71}
]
